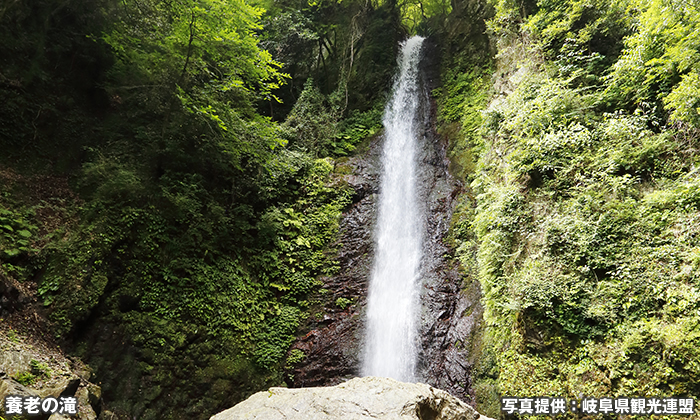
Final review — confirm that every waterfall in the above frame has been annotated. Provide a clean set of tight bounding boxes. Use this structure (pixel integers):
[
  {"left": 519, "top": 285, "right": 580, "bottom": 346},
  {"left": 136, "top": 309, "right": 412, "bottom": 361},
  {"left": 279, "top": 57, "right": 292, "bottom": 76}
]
[{"left": 362, "top": 35, "right": 425, "bottom": 382}]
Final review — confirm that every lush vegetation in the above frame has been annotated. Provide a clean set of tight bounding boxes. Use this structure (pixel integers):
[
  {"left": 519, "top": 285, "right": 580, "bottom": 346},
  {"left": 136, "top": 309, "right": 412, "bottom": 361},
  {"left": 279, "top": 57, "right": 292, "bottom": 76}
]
[
  {"left": 4, "top": 0, "right": 699, "bottom": 417},
  {"left": 438, "top": 0, "right": 700, "bottom": 416},
  {"left": 0, "top": 0, "right": 405, "bottom": 418}
]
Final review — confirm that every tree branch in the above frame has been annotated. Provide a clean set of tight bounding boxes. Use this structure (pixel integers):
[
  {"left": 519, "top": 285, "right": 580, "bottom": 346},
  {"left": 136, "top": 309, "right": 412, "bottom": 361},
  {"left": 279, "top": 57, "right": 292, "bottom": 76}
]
[{"left": 178, "top": 10, "right": 197, "bottom": 88}]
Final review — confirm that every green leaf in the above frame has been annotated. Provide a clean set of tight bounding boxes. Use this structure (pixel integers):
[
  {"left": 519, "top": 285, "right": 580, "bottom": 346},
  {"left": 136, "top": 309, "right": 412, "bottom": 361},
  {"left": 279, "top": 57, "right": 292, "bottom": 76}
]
[{"left": 4, "top": 248, "right": 21, "bottom": 257}]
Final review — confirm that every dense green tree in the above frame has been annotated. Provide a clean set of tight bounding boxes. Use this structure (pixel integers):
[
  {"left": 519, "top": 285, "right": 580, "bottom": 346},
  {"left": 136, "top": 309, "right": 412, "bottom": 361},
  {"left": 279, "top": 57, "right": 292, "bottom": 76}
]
[
  {"left": 104, "top": 0, "right": 287, "bottom": 99},
  {"left": 0, "top": 0, "right": 383, "bottom": 418},
  {"left": 606, "top": 0, "right": 700, "bottom": 126}
]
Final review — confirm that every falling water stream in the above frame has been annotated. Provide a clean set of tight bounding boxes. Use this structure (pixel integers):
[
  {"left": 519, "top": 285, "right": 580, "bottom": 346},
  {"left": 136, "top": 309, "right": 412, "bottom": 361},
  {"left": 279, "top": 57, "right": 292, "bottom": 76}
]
[{"left": 362, "top": 36, "right": 425, "bottom": 381}]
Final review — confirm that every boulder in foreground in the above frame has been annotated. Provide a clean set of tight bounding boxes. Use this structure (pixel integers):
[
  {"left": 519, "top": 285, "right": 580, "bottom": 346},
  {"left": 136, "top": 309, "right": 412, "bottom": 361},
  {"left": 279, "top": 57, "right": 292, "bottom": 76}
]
[{"left": 210, "top": 376, "right": 494, "bottom": 420}]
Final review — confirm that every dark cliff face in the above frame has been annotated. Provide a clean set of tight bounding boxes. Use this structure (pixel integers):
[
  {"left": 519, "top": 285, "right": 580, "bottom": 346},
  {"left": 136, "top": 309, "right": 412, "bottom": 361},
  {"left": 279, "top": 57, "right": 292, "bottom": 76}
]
[
  {"left": 415, "top": 38, "right": 483, "bottom": 404},
  {"left": 286, "top": 132, "right": 381, "bottom": 388},
  {"left": 287, "top": 37, "right": 484, "bottom": 404}
]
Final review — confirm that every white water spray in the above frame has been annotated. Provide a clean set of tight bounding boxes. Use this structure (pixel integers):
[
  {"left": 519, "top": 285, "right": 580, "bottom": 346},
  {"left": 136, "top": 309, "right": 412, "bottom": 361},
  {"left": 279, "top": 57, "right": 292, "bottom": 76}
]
[{"left": 362, "top": 36, "right": 425, "bottom": 381}]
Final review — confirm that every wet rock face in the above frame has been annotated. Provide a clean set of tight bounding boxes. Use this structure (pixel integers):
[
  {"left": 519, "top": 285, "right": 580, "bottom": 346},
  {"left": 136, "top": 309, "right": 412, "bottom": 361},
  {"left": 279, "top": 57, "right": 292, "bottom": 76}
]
[
  {"left": 287, "top": 37, "right": 483, "bottom": 404},
  {"left": 287, "top": 138, "right": 382, "bottom": 388},
  {"left": 414, "top": 38, "right": 483, "bottom": 404},
  {"left": 211, "top": 376, "right": 493, "bottom": 420}
]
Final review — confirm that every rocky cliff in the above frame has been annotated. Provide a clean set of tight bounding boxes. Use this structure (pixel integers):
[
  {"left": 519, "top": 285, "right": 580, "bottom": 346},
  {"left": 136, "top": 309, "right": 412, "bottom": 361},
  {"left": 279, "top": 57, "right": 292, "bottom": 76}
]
[
  {"left": 1, "top": 272, "right": 103, "bottom": 420},
  {"left": 286, "top": 38, "right": 484, "bottom": 403}
]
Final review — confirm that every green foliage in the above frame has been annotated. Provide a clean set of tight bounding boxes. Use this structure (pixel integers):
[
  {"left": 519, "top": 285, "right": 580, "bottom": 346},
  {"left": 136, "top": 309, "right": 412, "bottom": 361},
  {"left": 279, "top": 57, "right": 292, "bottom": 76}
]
[
  {"left": 0, "top": 208, "right": 38, "bottom": 259},
  {"left": 0, "top": 0, "right": 399, "bottom": 418},
  {"left": 37, "top": 216, "right": 114, "bottom": 336},
  {"left": 6, "top": 329, "right": 20, "bottom": 343},
  {"left": 9, "top": 359, "right": 51, "bottom": 387},
  {"left": 334, "top": 297, "right": 352, "bottom": 309},
  {"left": 13, "top": 371, "right": 37, "bottom": 386},
  {"left": 282, "top": 79, "right": 341, "bottom": 154},
  {"left": 485, "top": 0, "right": 547, "bottom": 38},
  {"left": 443, "top": 0, "right": 700, "bottom": 412},
  {"left": 29, "top": 360, "right": 53, "bottom": 379},
  {"left": 282, "top": 79, "right": 382, "bottom": 156},
  {"left": 285, "top": 349, "right": 306, "bottom": 367},
  {"left": 254, "top": 157, "right": 352, "bottom": 295},
  {"left": 435, "top": 12, "right": 494, "bottom": 181},
  {"left": 103, "top": 0, "right": 287, "bottom": 102},
  {"left": 253, "top": 306, "right": 302, "bottom": 368},
  {"left": 261, "top": 11, "right": 319, "bottom": 78},
  {"left": 334, "top": 106, "right": 384, "bottom": 154},
  {"left": 605, "top": 0, "right": 700, "bottom": 125},
  {"left": 664, "top": 71, "right": 700, "bottom": 126},
  {"left": 525, "top": 0, "right": 632, "bottom": 61},
  {"left": 473, "top": 63, "right": 700, "bottom": 395},
  {"left": 34, "top": 140, "right": 351, "bottom": 418},
  {"left": 437, "top": 68, "right": 490, "bottom": 125},
  {"left": 0, "top": 1, "right": 354, "bottom": 412},
  {"left": 471, "top": 182, "right": 525, "bottom": 327},
  {"left": 257, "top": 0, "right": 402, "bottom": 118},
  {"left": 398, "top": 0, "right": 452, "bottom": 33}
]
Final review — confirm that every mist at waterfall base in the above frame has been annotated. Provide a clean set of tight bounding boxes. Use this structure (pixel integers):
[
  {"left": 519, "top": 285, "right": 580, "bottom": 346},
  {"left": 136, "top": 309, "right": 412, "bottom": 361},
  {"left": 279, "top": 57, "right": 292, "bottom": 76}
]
[{"left": 362, "top": 36, "right": 425, "bottom": 382}]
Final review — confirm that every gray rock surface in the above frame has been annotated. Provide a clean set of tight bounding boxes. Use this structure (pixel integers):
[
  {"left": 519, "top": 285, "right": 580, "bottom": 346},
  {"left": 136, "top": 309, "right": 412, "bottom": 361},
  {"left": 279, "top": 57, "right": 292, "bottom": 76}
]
[
  {"left": 210, "top": 376, "right": 494, "bottom": 420},
  {"left": 0, "top": 332, "right": 102, "bottom": 420}
]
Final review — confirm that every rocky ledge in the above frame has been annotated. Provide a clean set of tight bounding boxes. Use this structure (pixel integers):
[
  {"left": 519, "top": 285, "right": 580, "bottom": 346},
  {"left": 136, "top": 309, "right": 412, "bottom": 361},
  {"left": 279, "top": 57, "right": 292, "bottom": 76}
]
[
  {"left": 0, "top": 334, "right": 102, "bottom": 420},
  {"left": 210, "top": 376, "right": 494, "bottom": 420},
  {"left": 1, "top": 270, "right": 103, "bottom": 420}
]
